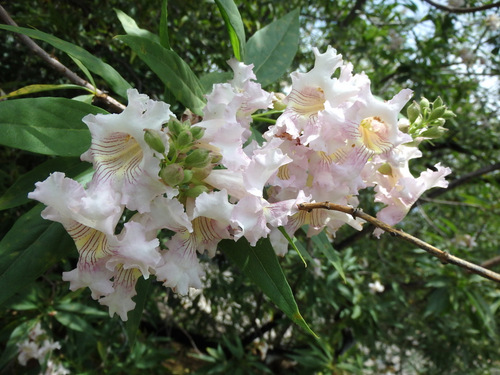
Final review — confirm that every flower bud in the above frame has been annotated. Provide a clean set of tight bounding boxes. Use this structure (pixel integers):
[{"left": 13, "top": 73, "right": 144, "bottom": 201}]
[
  {"left": 182, "top": 170, "right": 193, "bottom": 184},
  {"left": 168, "top": 119, "right": 184, "bottom": 137},
  {"left": 429, "top": 106, "right": 446, "bottom": 121},
  {"left": 433, "top": 96, "right": 443, "bottom": 108},
  {"left": 144, "top": 128, "right": 166, "bottom": 154},
  {"left": 190, "top": 126, "right": 205, "bottom": 140},
  {"left": 192, "top": 166, "right": 213, "bottom": 181},
  {"left": 272, "top": 93, "right": 287, "bottom": 111},
  {"left": 185, "top": 185, "right": 209, "bottom": 198},
  {"left": 176, "top": 130, "right": 193, "bottom": 149},
  {"left": 184, "top": 149, "right": 211, "bottom": 168},
  {"left": 407, "top": 101, "right": 420, "bottom": 124},
  {"left": 420, "top": 97, "right": 430, "bottom": 109},
  {"left": 160, "top": 163, "right": 184, "bottom": 186}
]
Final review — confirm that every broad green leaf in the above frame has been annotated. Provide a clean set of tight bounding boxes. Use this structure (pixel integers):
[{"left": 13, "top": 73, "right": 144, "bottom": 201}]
[
  {"left": 424, "top": 287, "right": 449, "bottom": 317},
  {"left": 220, "top": 237, "right": 317, "bottom": 337},
  {"left": 0, "top": 205, "right": 74, "bottom": 306},
  {"left": 0, "top": 24, "right": 132, "bottom": 98},
  {"left": 245, "top": 9, "right": 300, "bottom": 87},
  {"left": 0, "top": 84, "right": 91, "bottom": 100},
  {"left": 0, "top": 157, "right": 90, "bottom": 211},
  {"left": 214, "top": 0, "right": 246, "bottom": 61},
  {"left": 159, "top": 0, "right": 171, "bottom": 49},
  {"left": 0, "top": 97, "right": 107, "bottom": 156},
  {"left": 126, "top": 276, "right": 151, "bottom": 347},
  {"left": 117, "top": 35, "right": 206, "bottom": 115},
  {"left": 115, "top": 9, "right": 160, "bottom": 44},
  {"left": 54, "top": 311, "right": 97, "bottom": 334},
  {"left": 310, "top": 230, "right": 346, "bottom": 283}
]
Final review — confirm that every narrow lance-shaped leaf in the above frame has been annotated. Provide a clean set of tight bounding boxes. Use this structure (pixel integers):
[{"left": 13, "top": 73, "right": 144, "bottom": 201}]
[
  {"left": 220, "top": 237, "right": 318, "bottom": 337},
  {"left": 159, "top": 0, "right": 171, "bottom": 49},
  {"left": 214, "top": 0, "right": 246, "bottom": 61},
  {"left": 0, "top": 24, "right": 132, "bottom": 99},
  {"left": 115, "top": 9, "right": 161, "bottom": 44},
  {"left": 117, "top": 35, "right": 206, "bottom": 115},
  {"left": 0, "top": 84, "right": 92, "bottom": 100},
  {"left": 125, "top": 277, "right": 151, "bottom": 347},
  {"left": 310, "top": 230, "right": 346, "bottom": 283},
  {"left": 245, "top": 9, "right": 300, "bottom": 87},
  {"left": 0, "top": 97, "right": 107, "bottom": 156}
]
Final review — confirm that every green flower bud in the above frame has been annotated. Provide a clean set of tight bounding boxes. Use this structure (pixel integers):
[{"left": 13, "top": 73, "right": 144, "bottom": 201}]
[
  {"left": 176, "top": 130, "right": 193, "bottom": 149},
  {"left": 159, "top": 163, "right": 184, "bottom": 186},
  {"left": 182, "top": 169, "right": 193, "bottom": 184},
  {"left": 442, "top": 109, "right": 456, "bottom": 119},
  {"left": 420, "top": 126, "right": 447, "bottom": 139},
  {"left": 429, "top": 106, "right": 446, "bottom": 121},
  {"left": 211, "top": 153, "right": 223, "bottom": 164},
  {"left": 184, "top": 149, "right": 211, "bottom": 168},
  {"left": 433, "top": 96, "right": 443, "bottom": 108},
  {"left": 168, "top": 119, "right": 184, "bottom": 136},
  {"left": 190, "top": 126, "right": 205, "bottom": 140},
  {"left": 420, "top": 97, "right": 430, "bottom": 109},
  {"left": 192, "top": 166, "right": 213, "bottom": 181},
  {"left": 407, "top": 101, "right": 420, "bottom": 124},
  {"left": 185, "top": 185, "right": 209, "bottom": 198},
  {"left": 143, "top": 128, "right": 166, "bottom": 154},
  {"left": 272, "top": 92, "right": 287, "bottom": 111}
]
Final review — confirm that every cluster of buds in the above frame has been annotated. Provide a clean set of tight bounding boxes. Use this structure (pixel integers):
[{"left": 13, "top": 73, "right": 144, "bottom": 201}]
[{"left": 29, "top": 47, "right": 451, "bottom": 320}]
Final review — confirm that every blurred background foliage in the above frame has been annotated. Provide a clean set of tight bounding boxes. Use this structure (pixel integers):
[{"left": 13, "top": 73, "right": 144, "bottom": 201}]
[{"left": 0, "top": 0, "right": 499, "bottom": 374}]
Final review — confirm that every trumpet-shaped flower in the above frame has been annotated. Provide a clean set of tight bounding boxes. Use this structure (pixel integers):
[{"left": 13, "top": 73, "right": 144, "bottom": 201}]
[{"left": 81, "top": 89, "right": 174, "bottom": 213}]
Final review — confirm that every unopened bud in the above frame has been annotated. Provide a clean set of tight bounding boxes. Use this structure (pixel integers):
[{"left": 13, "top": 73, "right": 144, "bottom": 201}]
[
  {"left": 192, "top": 166, "right": 213, "bottom": 181},
  {"left": 429, "top": 106, "right": 446, "bottom": 121},
  {"left": 420, "top": 97, "right": 430, "bottom": 109},
  {"left": 177, "top": 130, "right": 193, "bottom": 149},
  {"left": 272, "top": 93, "right": 287, "bottom": 111},
  {"left": 144, "top": 129, "right": 166, "bottom": 154},
  {"left": 168, "top": 119, "right": 184, "bottom": 136},
  {"left": 182, "top": 170, "right": 193, "bottom": 184},
  {"left": 184, "top": 149, "right": 211, "bottom": 168},
  {"left": 407, "top": 101, "right": 420, "bottom": 124},
  {"left": 185, "top": 184, "right": 209, "bottom": 198},
  {"left": 190, "top": 126, "right": 205, "bottom": 140},
  {"left": 160, "top": 163, "right": 184, "bottom": 186},
  {"left": 433, "top": 96, "right": 443, "bottom": 108}
]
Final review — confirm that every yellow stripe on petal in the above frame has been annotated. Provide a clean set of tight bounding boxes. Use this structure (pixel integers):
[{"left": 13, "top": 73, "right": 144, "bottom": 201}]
[
  {"left": 66, "top": 222, "right": 115, "bottom": 267},
  {"left": 92, "top": 132, "right": 144, "bottom": 184},
  {"left": 288, "top": 87, "right": 325, "bottom": 118},
  {"left": 358, "top": 116, "right": 393, "bottom": 154}
]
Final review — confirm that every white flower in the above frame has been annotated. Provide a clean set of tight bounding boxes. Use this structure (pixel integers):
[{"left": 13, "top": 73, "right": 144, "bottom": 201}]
[{"left": 369, "top": 280, "right": 385, "bottom": 294}]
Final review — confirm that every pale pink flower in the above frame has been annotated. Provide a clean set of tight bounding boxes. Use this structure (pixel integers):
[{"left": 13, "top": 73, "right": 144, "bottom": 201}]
[{"left": 81, "top": 89, "right": 174, "bottom": 213}]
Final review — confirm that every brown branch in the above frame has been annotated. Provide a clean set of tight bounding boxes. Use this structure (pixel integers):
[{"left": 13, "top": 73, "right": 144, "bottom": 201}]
[
  {"left": 421, "top": 0, "right": 500, "bottom": 14},
  {"left": 481, "top": 255, "right": 500, "bottom": 269},
  {"left": 338, "top": 0, "right": 368, "bottom": 28},
  {"left": 298, "top": 202, "right": 500, "bottom": 283},
  {"left": 0, "top": 4, "right": 125, "bottom": 113}
]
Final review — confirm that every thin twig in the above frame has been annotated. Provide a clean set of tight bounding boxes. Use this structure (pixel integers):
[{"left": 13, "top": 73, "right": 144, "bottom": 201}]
[
  {"left": 298, "top": 202, "right": 500, "bottom": 283},
  {"left": 422, "top": 0, "right": 500, "bottom": 14},
  {"left": 0, "top": 4, "right": 125, "bottom": 113}
]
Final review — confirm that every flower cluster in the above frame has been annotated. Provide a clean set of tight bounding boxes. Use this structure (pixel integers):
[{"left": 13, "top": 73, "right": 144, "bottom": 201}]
[
  {"left": 29, "top": 47, "right": 451, "bottom": 320},
  {"left": 17, "top": 322, "right": 69, "bottom": 375}
]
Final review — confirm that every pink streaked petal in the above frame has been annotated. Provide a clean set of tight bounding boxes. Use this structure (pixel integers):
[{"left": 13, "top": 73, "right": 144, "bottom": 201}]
[
  {"left": 155, "top": 241, "right": 204, "bottom": 295},
  {"left": 232, "top": 195, "right": 269, "bottom": 246},
  {"left": 99, "top": 266, "right": 141, "bottom": 321},
  {"left": 148, "top": 196, "right": 193, "bottom": 232},
  {"left": 193, "top": 190, "right": 234, "bottom": 225},
  {"left": 62, "top": 261, "right": 114, "bottom": 300},
  {"left": 203, "top": 169, "right": 247, "bottom": 200},
  {"left": 107, "top": 221, "right": 161, "bottom": 279}
]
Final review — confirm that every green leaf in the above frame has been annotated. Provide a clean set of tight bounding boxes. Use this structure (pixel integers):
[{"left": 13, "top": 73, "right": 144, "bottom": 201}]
[
  {"left": 0, "top": 97, "right": 107, "bottom": 156},
  {"left": 0, "top": 157, "right": 90, "bottom": 211},
  {"left": 0, "top": 24, "right": 132, "bottom": 98},
  {"left": 117, "top": 35, "right": 206, "bottom": 115},
  {"left": 245, "top": 9, "right": 300, "bottom": 87},
  {"left": 159, "top": 0, "right": 171, "bottom": 49},
  {"left": 199, "top": 71, "right": 233, "bottom": 94},
  {"left": 126, "top": 276, "right": 151, "bottom": 347},
  {"left": 310, "top": 230, "right": 346, "bottom": 283},
  {"left": 0, "top": 84, "right": 92, "bottom": 100},
  {"left": 115, "top": 9, "right": 161, "bottom": 44},
  {"left": 424, "top": 287, "right": 449, "bottom": 317},
  {"left": 220, "top": 237, "right": 317, "bottom": 337},
  {"left": 214, "top": 0, "right": 246, "bottom": 61},
  {"left": 0, "top": 205, "right": 74, "bottom": 306},
  {"left": 54, "top": 311, "right": 97, "bottom": 334}
]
